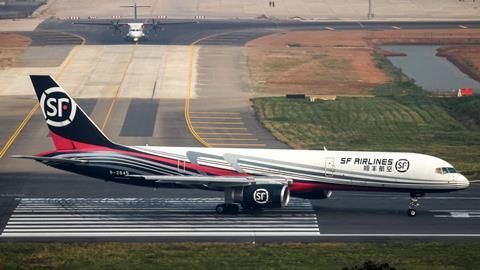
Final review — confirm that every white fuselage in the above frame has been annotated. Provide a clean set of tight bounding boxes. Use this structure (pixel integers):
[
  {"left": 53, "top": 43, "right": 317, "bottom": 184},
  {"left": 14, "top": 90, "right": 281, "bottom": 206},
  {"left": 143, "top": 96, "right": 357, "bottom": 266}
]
[
  {"left": 133, "top": 146, "right": 470, "bottom": 192},
  {"left": 127, "top": 23, "right": 145, "bottom": 42}
]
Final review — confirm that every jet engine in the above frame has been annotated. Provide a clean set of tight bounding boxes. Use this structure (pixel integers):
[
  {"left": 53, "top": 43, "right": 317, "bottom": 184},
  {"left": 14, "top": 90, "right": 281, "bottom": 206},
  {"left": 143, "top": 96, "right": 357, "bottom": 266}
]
[
  {"left": 317, "top": 190, "right": 332, "bottom": 199},
  {"left": 227, "top": 184, "right": 290, "bottom": 209}
]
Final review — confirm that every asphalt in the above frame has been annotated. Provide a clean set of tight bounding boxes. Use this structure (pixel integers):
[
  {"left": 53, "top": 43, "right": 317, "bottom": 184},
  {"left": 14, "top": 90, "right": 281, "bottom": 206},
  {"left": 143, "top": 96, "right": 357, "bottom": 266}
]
[
  {"left": 21, "top": 19, "right": 480, "bottom": 46},
  {"left": 1, "top": 19, "right": 480, "bottom": 242}
]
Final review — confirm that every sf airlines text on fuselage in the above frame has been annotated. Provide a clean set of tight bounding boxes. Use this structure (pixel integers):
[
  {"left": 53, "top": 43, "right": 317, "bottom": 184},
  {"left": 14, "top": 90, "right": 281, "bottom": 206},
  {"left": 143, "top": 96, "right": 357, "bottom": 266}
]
[
  {"left": 340, "top": 158, "right": 410, "bottom": 173},
  {"left": 340, "top": 158, "right": 394, "bottom": 166}
]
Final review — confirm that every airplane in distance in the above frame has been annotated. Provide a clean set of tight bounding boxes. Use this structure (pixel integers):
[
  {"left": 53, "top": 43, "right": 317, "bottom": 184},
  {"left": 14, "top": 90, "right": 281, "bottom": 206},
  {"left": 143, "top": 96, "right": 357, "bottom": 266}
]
[
  {"left": 74, "top": 3, "right": 198, "bottom": 43},
  {"left": 14, "top": 75, "right": 470, "bottom": 216}
]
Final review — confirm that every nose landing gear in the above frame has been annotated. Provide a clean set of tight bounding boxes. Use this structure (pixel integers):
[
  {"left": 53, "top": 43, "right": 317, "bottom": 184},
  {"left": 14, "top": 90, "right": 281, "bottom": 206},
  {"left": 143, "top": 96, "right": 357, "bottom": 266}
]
[{"left": 407, "top": 192, "right": 423, "bottom": 217}]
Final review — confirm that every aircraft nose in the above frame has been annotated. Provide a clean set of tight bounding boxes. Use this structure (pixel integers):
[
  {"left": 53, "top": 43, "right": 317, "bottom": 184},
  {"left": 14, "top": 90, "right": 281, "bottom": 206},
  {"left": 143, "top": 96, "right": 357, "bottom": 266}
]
[{"left": 456, "top": 174, "right": 470, "bottom": 189}]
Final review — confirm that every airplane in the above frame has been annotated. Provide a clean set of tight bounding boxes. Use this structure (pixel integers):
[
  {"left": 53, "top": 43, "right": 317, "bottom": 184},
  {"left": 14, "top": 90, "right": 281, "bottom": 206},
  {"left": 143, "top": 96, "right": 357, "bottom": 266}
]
[
  {"left": 74, "top": 3, "right": 198, "bottom": 43},
  {"left": 13, "top": 75, "right": 470, "bottom": 217}
]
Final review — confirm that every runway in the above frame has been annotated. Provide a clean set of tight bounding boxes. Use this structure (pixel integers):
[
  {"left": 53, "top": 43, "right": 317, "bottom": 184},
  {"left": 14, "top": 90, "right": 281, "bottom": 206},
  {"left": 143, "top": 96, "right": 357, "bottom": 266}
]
[
  {"left": 0, "top": 173, "right": 479, "bottom": 242},
  {"left": 1, "top": 19, "right": 480, "bottom": 242}
]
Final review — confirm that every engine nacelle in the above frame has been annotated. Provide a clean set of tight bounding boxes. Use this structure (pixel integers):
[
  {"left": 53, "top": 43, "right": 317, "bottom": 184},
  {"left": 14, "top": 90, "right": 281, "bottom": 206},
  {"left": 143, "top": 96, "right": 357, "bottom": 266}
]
[
  {"left": 317, "top": 190, "right": 332, "bottom": 199},
  {"left": 293, "top": 189, "right": 332, "bottom": 199},
  {"left": 228, "top": 184, "right": 290, "bottom": 209}
]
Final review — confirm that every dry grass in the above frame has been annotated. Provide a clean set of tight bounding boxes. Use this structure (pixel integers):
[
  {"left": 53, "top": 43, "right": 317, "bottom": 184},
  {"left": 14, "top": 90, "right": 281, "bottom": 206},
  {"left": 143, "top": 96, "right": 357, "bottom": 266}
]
[
  {"left": 244, "top": 29, "right": 480, "bottom": 96},
  {"left": 0, "top": 33, "right": 31, "bottom": 70}
]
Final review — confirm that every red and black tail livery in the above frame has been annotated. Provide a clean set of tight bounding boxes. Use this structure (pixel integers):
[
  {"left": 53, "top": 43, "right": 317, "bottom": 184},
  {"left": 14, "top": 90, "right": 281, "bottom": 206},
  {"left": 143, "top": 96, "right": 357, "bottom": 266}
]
[{"left": 30, "top": 75, "right": 116, "bottom": 150}]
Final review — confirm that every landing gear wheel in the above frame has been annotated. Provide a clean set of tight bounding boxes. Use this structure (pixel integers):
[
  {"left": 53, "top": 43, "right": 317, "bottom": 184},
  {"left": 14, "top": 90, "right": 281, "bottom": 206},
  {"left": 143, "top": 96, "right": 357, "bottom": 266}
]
[
  {"left": 215, "top": 203, "right": 239, "bottom": 214},
  {"left": 216, "top": 204, "right": 226, "bottom": 214},
  {"left": 407, "top": 193, "right": 423, "bottom": 217}
]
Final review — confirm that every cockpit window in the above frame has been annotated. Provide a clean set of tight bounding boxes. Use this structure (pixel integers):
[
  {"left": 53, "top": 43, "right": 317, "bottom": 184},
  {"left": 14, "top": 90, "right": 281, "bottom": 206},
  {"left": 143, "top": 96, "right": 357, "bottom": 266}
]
[
  {"left": 436, "top": 167, "right": 457, "bottom": 174},
  {"left": 447, "top": 167, "right": 457, "bottom": 173}
]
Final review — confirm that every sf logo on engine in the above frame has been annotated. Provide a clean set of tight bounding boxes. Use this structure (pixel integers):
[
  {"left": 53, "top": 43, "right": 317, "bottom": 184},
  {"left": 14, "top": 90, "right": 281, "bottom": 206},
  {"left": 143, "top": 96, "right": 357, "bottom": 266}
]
[
  {"left": 395, "top": 159, "right": 410, "bottom": 173},
  {"left": 253, "top": 188, "right": 269, "bottom": 204},
  {"left": 40, "top": 87, "right": 76, "bottom": 127}
]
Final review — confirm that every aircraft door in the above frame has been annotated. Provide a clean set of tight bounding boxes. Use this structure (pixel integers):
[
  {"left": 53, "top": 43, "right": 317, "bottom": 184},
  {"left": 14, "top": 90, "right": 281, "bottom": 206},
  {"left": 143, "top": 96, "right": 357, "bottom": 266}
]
[
  {"left": 177, "top": 160, "right": 186, "bottom": 173},
  {"left": 325, "top": 157, "right": 335, "bottom": 177}
]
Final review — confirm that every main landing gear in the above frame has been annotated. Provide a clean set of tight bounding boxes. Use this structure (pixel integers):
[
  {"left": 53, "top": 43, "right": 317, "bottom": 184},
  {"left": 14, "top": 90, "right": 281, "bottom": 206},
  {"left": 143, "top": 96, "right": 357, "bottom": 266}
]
[
  {"left": 215, "top": 203, "right": 240, "bottom": 214},
  {"left": 215, "top": 188, "right": 240, "bottom": 214},
  {"left": 407, "top": 192, "right": 423, "bottom": 217}
]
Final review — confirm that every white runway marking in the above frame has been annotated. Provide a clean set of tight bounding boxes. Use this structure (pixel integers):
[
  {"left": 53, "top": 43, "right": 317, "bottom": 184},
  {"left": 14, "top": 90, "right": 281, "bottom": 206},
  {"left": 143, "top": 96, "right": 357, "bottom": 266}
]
[
  {"left": 430, "top": 210, "right": 480, "bottom": 218},
  {"left": 0, "top": 198, "right": 320, "bottom": 237}
]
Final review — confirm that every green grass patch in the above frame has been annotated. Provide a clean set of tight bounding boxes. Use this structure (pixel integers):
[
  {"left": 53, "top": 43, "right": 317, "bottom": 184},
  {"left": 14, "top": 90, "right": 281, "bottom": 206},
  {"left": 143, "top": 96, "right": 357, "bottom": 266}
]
[
  {"left": 253, "top": 96, "right": 480, "bottom": 179},
  {"left": 1, "top": 242, "right": 480, "bottom": 270}
]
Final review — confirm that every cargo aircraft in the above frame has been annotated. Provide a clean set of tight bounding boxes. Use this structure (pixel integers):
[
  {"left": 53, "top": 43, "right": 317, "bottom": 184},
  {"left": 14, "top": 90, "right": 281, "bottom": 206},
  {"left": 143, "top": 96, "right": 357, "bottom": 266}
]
[
  {"left": 13, "top": 76, "right": 470, "bottom": 216},
  {"left": 74, "top": 3, "right": 197, "bottom": 43}
]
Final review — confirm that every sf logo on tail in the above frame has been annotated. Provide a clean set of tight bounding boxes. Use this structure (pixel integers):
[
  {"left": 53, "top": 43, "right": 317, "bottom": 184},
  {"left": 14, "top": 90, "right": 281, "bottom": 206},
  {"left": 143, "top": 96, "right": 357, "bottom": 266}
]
[{"left": 39, "top": 87, "right": 77, "bottom": 127}]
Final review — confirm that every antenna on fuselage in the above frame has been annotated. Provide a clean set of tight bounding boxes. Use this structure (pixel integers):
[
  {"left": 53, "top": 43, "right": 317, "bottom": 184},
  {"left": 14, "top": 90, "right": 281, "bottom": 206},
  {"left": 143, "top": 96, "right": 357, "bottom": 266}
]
[{"left": 120, "top": 2, "right": 151, "bottom": 22}]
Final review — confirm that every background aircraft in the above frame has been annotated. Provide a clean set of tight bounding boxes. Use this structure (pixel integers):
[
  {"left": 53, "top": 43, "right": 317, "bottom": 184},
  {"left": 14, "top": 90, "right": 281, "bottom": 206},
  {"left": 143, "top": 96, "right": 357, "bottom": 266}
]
[
  {"left": 14, "top": 75, "right": 470, "bottom": 217},
  {"left": 74, "top": 3, "right": 198, "bottom": 43}
]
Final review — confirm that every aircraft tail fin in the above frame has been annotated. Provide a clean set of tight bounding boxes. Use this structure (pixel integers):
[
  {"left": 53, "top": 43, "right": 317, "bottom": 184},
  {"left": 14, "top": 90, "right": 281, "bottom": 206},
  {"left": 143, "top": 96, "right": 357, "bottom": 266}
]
[{"left": 30, "top": 75, "right": 116, "bottom": 150}]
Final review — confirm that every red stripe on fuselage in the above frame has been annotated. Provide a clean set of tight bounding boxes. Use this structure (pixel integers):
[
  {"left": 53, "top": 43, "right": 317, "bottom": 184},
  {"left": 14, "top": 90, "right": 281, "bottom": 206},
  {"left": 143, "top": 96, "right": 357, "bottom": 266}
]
[
  {"left": 290, "top": 181, "right": 393, "bottom": 193},
  {"left": 40, "top": 133, "right": 394, "bottom": 193},
  {"left": 41, "top": 132, "right": 247, "bottom": 177}
]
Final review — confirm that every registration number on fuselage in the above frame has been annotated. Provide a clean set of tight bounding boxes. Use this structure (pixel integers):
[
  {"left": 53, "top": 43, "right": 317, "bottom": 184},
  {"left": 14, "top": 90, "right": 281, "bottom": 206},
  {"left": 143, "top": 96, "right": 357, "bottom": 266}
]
[{"left": 109, "top": 170, "right": 129, "bottom": 176}]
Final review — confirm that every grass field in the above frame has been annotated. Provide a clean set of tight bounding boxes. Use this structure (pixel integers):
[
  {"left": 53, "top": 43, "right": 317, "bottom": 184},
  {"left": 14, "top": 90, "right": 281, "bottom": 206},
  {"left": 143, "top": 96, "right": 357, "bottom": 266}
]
[
  {"left": 1, "top": 242, "right": 480, "bottom": 270},
  {"left": 253, "top": 96, "right": 480, "bottom": 179}
]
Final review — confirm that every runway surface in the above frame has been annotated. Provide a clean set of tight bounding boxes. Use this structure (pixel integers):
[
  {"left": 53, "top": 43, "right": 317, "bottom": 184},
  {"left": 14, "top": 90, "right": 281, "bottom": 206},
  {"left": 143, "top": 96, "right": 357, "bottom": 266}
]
[
  {"left": 1, "top": 19, "right": 480, "bottom": 242},
  {"left": 23, "top": 19, "right": 480, "bottom": 46},
  {"left": 0, "top": 172, "right": 479, "bottom": 242}
]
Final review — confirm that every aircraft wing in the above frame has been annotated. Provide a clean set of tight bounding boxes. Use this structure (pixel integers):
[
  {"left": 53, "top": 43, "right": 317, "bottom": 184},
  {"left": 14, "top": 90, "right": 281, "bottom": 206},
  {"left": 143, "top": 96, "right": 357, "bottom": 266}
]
[
  {"left": 144, "top": 21, "right": 199, "bottom": 26},
  {"left": 129, "top": 175, "right": 292, "bottom": 188},
  {"left": 11, "top": 155, "right": 87, "bottom": 165},
  {"left": 72, "top": 22, "right": 128, "bottom": 26}
]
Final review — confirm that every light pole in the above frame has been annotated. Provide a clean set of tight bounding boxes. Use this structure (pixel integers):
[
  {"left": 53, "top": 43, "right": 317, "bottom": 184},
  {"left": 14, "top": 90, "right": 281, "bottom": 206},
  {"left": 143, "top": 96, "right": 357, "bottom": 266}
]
[{"left": 367, "top": 0, "right": 374, "bottom": 19}]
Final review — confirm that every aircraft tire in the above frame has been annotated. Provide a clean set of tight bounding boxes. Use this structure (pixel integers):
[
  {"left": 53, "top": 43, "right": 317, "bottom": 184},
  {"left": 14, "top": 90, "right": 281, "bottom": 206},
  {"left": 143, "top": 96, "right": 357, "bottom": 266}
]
[
  {"left": 407, "top": 209, "right": 416, "bottom": 217},
  {"left": 216, "top": 203, "right": 239, "bottom": 214}
]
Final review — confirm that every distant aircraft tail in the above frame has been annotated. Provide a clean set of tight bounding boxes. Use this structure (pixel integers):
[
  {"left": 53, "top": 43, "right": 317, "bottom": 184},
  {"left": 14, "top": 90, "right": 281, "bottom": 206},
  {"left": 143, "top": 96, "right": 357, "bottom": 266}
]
[{"left": 30, "top": 75, "right": 116, "bottom": 150}]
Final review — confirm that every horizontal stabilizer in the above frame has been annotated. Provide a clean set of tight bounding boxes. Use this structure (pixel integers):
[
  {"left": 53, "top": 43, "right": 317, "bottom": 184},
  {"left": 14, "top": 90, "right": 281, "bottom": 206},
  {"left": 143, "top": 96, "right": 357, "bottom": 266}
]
[{"left": 11, "top": 155, "right": 87, "bottom": 165}]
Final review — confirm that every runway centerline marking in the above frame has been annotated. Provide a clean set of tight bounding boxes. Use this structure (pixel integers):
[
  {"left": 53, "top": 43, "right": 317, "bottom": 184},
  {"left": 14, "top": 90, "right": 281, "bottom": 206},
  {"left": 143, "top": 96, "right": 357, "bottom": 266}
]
[
  {"left": 459, "top": 25, "right": 468, "bottom": 29},
  {"left": 101, "top": 44, "right": 138, "bottom": 131},
  {"left": 391, "top": 26, "right": 401, "bottom": 30},
  {"left": 0, "top": 32, "right": 86, "bottom": 159},
  {"left": 324, "top": 27, "right": 335, "bottom": 31}
]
